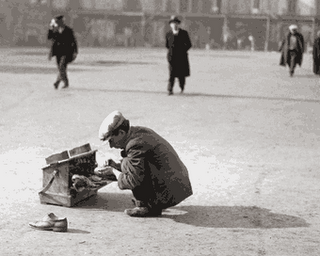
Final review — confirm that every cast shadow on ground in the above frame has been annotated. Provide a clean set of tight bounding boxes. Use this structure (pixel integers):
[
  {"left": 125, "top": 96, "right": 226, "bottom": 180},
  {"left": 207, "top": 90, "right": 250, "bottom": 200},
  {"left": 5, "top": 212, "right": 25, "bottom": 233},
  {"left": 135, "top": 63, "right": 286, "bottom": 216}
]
[
  {"left": 294, "top": 74, "right": 318, "bottom": 78},
  {"left": 0, "top": 65, "right": 88, "bottom": 74},
  {"left": 67, "top": 228, "right": 91, "bottom": 234},
  {"left": 74, "top": 60, "right": 154, "bottom": 66},
  {"left": 74, "top": 193, "right": 309, "bottom": 229},
  {"left": 73, "top": 87, "right": 320, "bottom": 103},
  {"left": 73, "top": 192, "right": 134, "bottom": 212},
  {"left": 164, "top": 205, "right": 309, "bottom": 229}
]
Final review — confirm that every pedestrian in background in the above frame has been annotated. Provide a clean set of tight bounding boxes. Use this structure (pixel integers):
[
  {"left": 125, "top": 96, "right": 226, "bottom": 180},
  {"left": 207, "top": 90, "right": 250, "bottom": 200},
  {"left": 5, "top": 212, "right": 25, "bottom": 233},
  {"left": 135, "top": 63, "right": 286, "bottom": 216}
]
[
  {"left": 312, "top": 30, "right": 320, "bottom": 76},
  {"left": 279, "top": 24, "right": 304, "bottom": 77},
  {"left": 165, "top": 16, "right": 192, "bottom": 95},
  {"left": 48, "top": 15, "right": 78, "bottom": 89}
]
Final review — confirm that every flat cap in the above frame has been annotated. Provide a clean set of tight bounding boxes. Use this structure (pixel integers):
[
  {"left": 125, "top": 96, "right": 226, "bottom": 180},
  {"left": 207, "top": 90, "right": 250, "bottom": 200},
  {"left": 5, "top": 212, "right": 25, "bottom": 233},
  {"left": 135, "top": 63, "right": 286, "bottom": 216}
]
[{"left": 99, "top": 111, "right": 126, "bottom": 141}]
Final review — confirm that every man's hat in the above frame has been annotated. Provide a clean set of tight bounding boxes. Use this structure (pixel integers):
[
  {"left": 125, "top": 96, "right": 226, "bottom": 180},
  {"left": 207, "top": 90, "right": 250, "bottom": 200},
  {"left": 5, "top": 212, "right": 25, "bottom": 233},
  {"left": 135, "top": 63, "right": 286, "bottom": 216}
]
[
  {"left": 169, "top": 16, "right": 181, "bottom": 24},
  {"left": 99, "top": 111, "right": 126, "bottom": 141},
  {"left": 54, "top": 15, "right": 65, "bottom": 24}
]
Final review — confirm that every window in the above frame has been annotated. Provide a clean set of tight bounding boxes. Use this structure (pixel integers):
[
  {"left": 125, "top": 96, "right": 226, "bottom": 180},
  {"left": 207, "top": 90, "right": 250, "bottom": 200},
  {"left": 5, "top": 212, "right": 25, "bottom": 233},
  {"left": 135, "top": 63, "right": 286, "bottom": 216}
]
[
  {"left": 179, "top": 0, "right": 189, "bottom": 13},
  {"left": 252, "top": 0, "right": 260, "bottom": 14},
  {"left": 212, "top": 0, "right": 221, "bottom": 13},
  {"left": 123, "top": 0, "right": 142, "bottom": 11},
  {"left": 288, "top": 0, "right": 297, "bottom": 15},
  {"left": 202, "top": 0, "right": 212, "bottom": 14},
  {"left": 253, "top": 0, "right": 260, "bottom": 9}
]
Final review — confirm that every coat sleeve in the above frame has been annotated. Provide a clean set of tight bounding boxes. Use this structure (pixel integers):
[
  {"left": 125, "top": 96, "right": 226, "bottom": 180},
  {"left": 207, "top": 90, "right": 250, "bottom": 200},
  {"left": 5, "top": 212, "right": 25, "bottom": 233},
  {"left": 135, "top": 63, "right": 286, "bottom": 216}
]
[
  {"left": 279, "top": 38, "right": 285, "bottom": 52},
  {"left": 47, "top": 29, "right": 56, "bottom": 41},
  {"left": 118, "top": 143, "right": 147, "bottom": 190},
  {"left": 184, "top": 31, "right": 192, "bottom": 51},
  {"left": 70, "top": 29, "right": 78, "bottom": 54},
  {"left": 313, "top": 39, "right": 317, "bottom": 59},
  {"left": 313, "top": 38, "right": 320, "bottom": 59},
  {"left": 165, "top": 33, "right": 169, "bottom": 49},
  {"left": 299, "top": 33, "right": 305, "bottom": 53}
]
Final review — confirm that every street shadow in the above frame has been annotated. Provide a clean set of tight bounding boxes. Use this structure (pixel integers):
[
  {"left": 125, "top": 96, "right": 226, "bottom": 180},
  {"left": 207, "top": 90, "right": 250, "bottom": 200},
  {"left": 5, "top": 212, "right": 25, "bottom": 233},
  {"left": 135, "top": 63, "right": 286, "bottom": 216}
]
[
  {"left": 74, "top": 60, "right": 154, "bottom": 66},
  {"left": 73, "top": 192, "right": 133, "bottom": 211},
  {"left": 164, "top": 205, "right": 309, "bottom": 229},
  {"left": 72, "top": 87, "right": 320, "bottom": 103},
  {"left": 294, "top": 74, "right": 318, "bottom": 78},
  {"left": 0, "top": 65, "right": 89, "bottom": 74},
  {"left": 14, "top": 51, "right": 47, "bottom": 56},
  {"left": 67, "top": 228, "right": 91, "bottom": 234},
  {"left": 74, "top": 193, "right": 309, "bottom": 229}
]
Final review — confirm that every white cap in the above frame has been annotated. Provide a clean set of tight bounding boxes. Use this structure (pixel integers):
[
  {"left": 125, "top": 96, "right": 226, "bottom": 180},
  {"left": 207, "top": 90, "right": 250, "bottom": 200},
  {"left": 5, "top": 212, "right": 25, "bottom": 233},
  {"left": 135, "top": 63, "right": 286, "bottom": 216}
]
[
  {"left": 289, "top": 24, "right": 298, "bottom": 31},
  {"left": 98, "top": 111, "right": 126, "bottom": 141}
]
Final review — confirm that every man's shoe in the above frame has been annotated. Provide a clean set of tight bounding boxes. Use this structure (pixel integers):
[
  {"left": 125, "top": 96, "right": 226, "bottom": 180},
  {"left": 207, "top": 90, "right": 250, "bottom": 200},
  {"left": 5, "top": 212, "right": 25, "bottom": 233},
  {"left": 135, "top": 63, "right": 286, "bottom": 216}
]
[
  {"left": 29, "top": 213, "right": 68, "bottom": 232},
  {"left": 168, "top": 91, "right": 173, "bottom": 96},
  {"left": 53, "top": 82, "right": 59, "bottom": 89},
  {"left": 61, "top": 84, "right": 69, "bottom": 89},
  {"left": 124, "top": 207, "right": 162, "bottom": 217}
]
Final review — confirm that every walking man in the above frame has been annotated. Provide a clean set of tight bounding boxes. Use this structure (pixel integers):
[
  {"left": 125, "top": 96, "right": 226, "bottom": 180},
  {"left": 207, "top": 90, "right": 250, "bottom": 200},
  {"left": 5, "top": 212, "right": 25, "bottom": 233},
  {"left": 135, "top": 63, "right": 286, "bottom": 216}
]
[
  {"left": 95, "top": 110, "right": 193, "bottom": 217},
  {"left": 165, "top": 16, "right": 192, "bottom": 95},
  {"left": 279, "top": 24, "right": 304, "bottom": 77},
  {"left": 48, "top": 15, "right": 78, "bottom": 89}
]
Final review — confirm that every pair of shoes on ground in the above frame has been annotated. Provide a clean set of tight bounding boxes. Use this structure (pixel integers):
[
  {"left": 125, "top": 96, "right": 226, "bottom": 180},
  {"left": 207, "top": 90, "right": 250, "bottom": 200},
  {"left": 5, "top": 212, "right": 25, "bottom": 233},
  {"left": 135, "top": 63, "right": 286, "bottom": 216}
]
[
  {"left": 125, "top": 206, "right": 162, "bottom": 217},
  {"left": 29, "top": 213, "right": 68, "bottom": 232}
]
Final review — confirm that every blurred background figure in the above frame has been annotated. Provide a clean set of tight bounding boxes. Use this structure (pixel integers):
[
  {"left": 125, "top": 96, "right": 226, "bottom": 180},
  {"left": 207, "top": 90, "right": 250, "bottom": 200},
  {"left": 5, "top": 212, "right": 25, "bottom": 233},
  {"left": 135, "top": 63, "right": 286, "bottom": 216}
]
[
  {"left": 165, "top": 16, "right": 192, "bottom": 96},
  {"left": 279, "top": 24, "right": 304, "bottom": 77},
  {"left": 312, "top": 30, "right": 320, "bottom": 77},
  {"left": 47, "top": 15, "right": 78, "bottom": 89}
]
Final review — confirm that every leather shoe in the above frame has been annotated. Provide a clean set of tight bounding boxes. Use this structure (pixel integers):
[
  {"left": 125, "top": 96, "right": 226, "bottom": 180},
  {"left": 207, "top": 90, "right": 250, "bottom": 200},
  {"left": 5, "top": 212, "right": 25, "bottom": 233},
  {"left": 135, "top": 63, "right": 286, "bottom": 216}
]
[
  {"left": 124, "top": 207, "right": 162, "bottom": 217},
  {"left": 53, "top": 82, "right": 59, "bottom": 89},
  {"left": 29, "top": 213, "right": 68, "bottom": 232}
]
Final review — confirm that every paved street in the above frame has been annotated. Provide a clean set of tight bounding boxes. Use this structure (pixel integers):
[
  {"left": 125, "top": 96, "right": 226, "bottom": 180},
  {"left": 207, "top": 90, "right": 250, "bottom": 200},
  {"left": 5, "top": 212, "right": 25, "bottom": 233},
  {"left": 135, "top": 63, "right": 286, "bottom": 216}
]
[{"left": 0, "top": 47, "right": 319, "bottom": 255}]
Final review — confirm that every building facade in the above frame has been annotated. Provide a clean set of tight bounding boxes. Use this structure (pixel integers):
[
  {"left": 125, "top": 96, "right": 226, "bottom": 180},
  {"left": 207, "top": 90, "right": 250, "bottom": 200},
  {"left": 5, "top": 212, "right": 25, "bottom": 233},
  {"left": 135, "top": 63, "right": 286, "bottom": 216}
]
[{"left": 0, "top": 0, "right": 319, "bottom": 50}]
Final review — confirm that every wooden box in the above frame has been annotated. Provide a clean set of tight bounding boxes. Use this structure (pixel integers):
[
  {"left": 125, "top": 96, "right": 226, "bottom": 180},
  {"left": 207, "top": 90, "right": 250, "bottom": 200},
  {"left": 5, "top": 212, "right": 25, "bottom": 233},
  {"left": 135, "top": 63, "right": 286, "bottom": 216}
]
[{"left": 39, "top": 143, "right": 113, "bottom": 207}]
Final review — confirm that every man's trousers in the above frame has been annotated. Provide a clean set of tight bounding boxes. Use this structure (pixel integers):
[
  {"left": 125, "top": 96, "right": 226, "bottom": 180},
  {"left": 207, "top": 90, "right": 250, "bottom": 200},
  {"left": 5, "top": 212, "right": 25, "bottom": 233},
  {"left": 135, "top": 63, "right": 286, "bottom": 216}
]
[
  {"left": 168, "top": 75, "right": 185, "bottom": 93},
  {"left": 289, "top": 50, "right": 298, "bottom": 76},
  {"left": 55, "top": 55, "right": 69, "bottom": 86}
]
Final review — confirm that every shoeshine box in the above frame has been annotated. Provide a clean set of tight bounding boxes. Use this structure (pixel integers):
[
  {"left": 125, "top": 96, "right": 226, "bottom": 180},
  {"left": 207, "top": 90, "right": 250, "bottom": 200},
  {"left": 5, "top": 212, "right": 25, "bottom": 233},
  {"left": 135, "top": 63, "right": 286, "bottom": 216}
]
[{"left": 39, "top": 143, "right": 111, "bottom": 207}]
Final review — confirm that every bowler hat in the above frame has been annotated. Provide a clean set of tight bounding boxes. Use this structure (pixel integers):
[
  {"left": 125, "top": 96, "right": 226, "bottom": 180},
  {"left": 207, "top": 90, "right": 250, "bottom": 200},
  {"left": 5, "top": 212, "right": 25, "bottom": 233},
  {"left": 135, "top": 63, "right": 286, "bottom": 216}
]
[
  {"left": 54, "top": 15, "right": 65, "bottom": 25},
  {"left": 54, "top": 15, "right": 64, "bottom": 21},
  {"left": 99, "top": 111, "right": 127, "bottom": 141},
  {"left": 169, "top": 16, "right": 181, "bottom": 24}
]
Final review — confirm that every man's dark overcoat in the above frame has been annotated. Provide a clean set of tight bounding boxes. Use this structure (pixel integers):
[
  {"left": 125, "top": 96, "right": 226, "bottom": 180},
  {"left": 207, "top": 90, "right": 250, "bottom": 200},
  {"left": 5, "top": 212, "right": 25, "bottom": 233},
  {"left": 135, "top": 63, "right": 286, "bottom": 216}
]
[
  {"left": 279, "top": 32, "right": 304, "bottom": 67},
  {"left": 118, "top": 126, "right": 193, "bottom": 210},
  {"left": 313, "top": 37, "right": 320, "bottom": 75},
  {"left": 166, "top": 29, "right": 192, "bottom": 77},
  {"left": 48, "top": 26, "right": 78, "bottom": 63}
]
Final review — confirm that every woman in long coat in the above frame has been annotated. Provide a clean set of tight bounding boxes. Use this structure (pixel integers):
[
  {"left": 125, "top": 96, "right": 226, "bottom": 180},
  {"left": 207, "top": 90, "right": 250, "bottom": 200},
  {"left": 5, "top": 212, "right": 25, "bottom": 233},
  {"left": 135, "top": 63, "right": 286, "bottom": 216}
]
[
  {"left": 166, "top": 16, "right": 192, "bottom": 95},
  {"left": 313, "top": 31, "right": 320, "bottom": 75}
]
